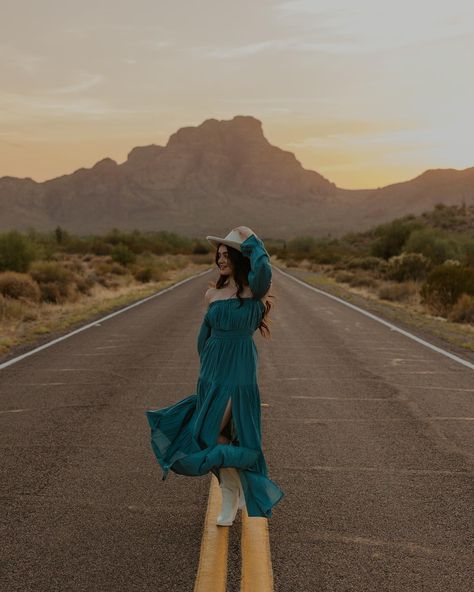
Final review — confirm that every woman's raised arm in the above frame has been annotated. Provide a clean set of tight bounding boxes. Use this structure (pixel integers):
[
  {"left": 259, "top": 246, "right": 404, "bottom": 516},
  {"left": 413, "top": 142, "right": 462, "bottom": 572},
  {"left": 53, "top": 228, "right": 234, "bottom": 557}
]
[{"left": 240, "top": 233, "right": 272, "bottom": 299}]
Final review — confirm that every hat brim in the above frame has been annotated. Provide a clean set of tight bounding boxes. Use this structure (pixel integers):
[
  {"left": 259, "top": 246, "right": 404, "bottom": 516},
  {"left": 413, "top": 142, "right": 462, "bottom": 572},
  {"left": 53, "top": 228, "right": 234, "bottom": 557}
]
[{"left": 206, "top": 235, "right": 242, "bottom": 252}]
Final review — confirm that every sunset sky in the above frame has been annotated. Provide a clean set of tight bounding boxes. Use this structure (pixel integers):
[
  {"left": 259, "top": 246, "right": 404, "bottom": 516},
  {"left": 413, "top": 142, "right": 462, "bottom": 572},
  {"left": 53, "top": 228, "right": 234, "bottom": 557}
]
[{"left": 1, "top": 0, "right": 473, "bottom": 189}]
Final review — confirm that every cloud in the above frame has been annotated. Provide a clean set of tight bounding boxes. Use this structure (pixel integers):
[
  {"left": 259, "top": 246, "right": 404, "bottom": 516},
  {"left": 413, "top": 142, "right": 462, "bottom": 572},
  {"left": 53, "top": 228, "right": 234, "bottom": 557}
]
[
  {"left": 192, "top": 37, "right": 364, "bottom": 58},
  {"left": 132, "top": 39, "right": 171, "bottom": 50},
  {"left": 0, "top": 91, "right": 143, "bottom": 122},
  {"left": 287, "top": 127, "right": 435, "bottom": 152},
  {"left": 0, "top": 43, "right": 47, "bottom": 74},
  {"left": 49, "top": 73, "right": 104, "bottom": 94},
  {"left": 275, "top": 0, "right": 474, "bottom": 52},
  {"left": 192, "top": 40, "right": 281, "bottom": 59}
]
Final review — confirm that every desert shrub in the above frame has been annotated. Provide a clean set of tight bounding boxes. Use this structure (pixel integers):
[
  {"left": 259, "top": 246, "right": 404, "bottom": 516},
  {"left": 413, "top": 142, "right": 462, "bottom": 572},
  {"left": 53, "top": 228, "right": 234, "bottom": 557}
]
[
  {"left": 459, "top": 237, "right": 474, "bottom": 266},
  {"left": 62, "top": 258, "right": 86, "bottom": 274},
  {"left": 334, "top": 270, "right": 354, "bottom": 283},
  {"left": 133, "top": 267, "right": 153, "bottom": 283},
  {"left": 92, "top": 273, "right": 121, "bottom": 289},
  {"left": 443, "top": 258, "right": 461, "bottom": 266},
  {"left": 348, "top": 273, "right": 378, "bottom": 288},
  {"left": 0, "top": 272, "right": 41, "bottom": 303},
  {"left": 131, "top": 263, "right": 165, "bottom": 283},
  {"left": 386, "top": 252, "right": 432, "bottom": 282},
  {"left": 420, "top": 263, "right": 474, "bottom": 316},
  {"left": 92, "top": 259, "right": 115, "bottom": 275},
  {"left": 378, "top": 281, "right": 418, "bottom": 302},
  {"left": 0, "top": 230, "right": 37, "bottom": 272},
  {"left": 430, "top": 202, "right": 461, "bottom": 229},
  {"left": 89, "top": 239, "right": 112, "bottom": 256},
  {"left": 311, "top": 248, "right": 343, "bottom": 264},
  {"left": 111, "top": 243, "right": 136, "bottom": 266},
  {"left": 109, "top": 262, "right": 129, "bottom": 275},
  {"left": 75, "top": 276, "right": 96, "bottom": 295},
  {"left": 448, "top": 294, "right": 474, "bottom": 324},
  {"left": 347, "top": 256, "right": 384, "bottom": 270},
  {"left": 287, "top": 236, "right": 319, "bottom": 258},
  {"left": 370, "top": 219, "right": 421, "bottom": 260},
  {"left": 0, "top": 292, "right": 31, "bottom": 321},
  {"left": 29, "top": 261, "right": 77, "bottom": 304},
  {"left": 193, "top": 241, "right": 210, "bottom": 255},
  {"left": 403, "top": 228, "right": 460, "bottom": 264}
]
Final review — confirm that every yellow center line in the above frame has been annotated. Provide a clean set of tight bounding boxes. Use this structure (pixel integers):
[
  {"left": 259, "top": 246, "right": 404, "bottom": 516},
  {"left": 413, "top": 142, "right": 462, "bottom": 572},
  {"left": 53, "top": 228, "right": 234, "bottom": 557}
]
[
  {"left": 194, "top": 474, "right": 275, "bottom": 591},
  {"left": 241, "top": 504, "right": 274, "bottom": 591},
  {"left": 194, "top": 475, "right": 229, "bottom": 592}
]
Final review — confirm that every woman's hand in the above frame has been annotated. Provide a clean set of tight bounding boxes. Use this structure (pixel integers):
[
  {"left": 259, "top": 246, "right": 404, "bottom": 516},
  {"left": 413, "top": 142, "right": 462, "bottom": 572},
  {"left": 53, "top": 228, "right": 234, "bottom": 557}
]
[{"left": 233, "top": 226, "right": 254, "bottom": 241}]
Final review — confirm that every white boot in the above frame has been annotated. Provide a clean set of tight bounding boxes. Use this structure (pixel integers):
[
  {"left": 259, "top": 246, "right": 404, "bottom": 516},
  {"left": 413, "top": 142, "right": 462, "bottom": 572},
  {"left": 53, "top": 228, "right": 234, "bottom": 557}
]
[
  {"left": 228, "top": 467, "right": 246, "bottom": 510},
  {"left": 216, "top": 468, "right": 240, "bottom": 526}
]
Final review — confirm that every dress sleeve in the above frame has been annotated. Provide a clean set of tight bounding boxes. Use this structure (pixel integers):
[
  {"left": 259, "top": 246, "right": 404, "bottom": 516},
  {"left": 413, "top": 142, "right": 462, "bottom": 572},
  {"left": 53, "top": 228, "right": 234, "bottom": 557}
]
[
  {"left": 197, "top": 316, "right": 211, "bottom": 356},
  {"left": 240, "top": 233, "right": 272, "bottom": 299}
]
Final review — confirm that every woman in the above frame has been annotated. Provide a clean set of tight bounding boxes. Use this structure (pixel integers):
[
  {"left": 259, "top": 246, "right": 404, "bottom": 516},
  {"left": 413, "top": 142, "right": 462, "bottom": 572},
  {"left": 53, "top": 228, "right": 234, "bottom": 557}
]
[{"left": 145, "top": 226, "right": 284, "bottom": 526}]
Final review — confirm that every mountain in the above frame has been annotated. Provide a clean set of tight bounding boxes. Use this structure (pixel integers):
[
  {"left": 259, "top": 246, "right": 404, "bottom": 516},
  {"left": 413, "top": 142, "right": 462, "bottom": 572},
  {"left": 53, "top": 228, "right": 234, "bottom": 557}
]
[
  {"left": 351, "top": 167, "right": 474, "bottom": 226},
  {"left": 0, "top": 115, "right": 473, "bottom": 238}
]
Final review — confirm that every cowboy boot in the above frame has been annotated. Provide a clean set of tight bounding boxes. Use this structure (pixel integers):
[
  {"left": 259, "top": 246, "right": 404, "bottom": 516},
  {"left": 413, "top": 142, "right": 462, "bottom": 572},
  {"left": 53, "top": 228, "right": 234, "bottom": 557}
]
[
  {"left": 216, "top": 468, "right": 240, "bottom": 526},
  {"left": 227, "top": 467, "right": 246, "bottom": 510}
]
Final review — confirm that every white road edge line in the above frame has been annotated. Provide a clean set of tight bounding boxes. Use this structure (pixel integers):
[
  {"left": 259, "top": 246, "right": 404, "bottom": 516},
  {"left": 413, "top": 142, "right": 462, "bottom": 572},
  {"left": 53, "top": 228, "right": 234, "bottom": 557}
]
[
  {"left": 274, "top": 266, "right": 474, "bottom": 372},
  {"left": 0, "top": 268, "right": 213, "bottom": 371}
]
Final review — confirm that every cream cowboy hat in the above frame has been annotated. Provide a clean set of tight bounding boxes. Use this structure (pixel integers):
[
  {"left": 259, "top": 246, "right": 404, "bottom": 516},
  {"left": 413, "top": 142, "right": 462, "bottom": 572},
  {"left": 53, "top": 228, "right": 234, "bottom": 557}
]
[{"left": 206, "top": 227, "right": 255, "bottom": 252}]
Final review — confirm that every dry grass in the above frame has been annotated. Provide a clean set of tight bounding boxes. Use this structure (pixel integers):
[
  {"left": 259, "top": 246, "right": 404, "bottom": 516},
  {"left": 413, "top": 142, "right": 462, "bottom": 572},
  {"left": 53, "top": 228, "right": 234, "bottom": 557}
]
[{"left": 0, "top": 255, "right": 210, "bottom": 358}]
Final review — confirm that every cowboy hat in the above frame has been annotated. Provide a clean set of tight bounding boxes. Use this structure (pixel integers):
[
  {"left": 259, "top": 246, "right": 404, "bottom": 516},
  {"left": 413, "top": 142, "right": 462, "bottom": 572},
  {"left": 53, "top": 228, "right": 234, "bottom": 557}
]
[{"left": 206, "top": 227, "right": 255, "bottom": 252}]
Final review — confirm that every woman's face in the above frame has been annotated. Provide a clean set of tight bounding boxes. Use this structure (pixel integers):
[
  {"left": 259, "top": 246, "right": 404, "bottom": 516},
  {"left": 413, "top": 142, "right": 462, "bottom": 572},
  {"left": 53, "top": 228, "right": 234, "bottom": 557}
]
[{"left": 217, "top": 245, "right": 233, "bottom": 277}]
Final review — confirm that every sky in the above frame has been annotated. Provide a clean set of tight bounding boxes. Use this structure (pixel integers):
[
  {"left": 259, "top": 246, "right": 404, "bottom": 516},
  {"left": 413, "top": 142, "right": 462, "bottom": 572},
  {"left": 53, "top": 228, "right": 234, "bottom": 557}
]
[{"left": 1, "top": 0, "right": 473, "bottom": 190}]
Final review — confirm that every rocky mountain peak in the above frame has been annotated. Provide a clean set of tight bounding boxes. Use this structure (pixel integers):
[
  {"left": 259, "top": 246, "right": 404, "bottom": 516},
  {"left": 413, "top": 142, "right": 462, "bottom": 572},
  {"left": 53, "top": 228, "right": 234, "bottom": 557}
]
[{"left": 166, "top": 114, "right": 267, "bottom": 151}]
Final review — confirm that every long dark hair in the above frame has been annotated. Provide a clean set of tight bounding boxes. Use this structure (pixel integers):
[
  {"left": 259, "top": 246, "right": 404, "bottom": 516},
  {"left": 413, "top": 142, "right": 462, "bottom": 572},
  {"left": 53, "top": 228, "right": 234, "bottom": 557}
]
[{"left": 209, "top": 243, "right": 274, "bottom": 338}]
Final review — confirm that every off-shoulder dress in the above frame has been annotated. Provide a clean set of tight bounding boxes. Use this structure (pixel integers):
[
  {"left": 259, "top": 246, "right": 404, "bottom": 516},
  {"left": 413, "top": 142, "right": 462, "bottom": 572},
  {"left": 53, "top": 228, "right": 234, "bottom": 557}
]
[{"left": 145, "top": 233, "right": 284, "bottom": 518}]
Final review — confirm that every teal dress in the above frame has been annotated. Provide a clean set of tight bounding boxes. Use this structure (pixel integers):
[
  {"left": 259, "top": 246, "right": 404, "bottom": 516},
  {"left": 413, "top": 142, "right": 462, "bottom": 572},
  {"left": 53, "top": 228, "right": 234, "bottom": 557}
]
[{"left": 145, "top": 234, "right": 284, "bottom": 518}]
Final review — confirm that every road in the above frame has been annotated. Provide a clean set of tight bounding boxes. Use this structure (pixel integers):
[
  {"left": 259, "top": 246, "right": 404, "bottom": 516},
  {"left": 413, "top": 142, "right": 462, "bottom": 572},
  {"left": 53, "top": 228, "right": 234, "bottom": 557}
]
[{"left": 1, "top": 267, "right": 473, "bottom": 591}]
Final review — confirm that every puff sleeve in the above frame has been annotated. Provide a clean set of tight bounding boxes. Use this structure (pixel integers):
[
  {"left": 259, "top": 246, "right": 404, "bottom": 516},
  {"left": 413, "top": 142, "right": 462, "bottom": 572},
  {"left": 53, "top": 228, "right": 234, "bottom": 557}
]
[
  {"left": 197, "top": 315, "right": 211, "bottom": 356},
  {"left": 240, "top": 233, "right": 272, "bottom": 299}
]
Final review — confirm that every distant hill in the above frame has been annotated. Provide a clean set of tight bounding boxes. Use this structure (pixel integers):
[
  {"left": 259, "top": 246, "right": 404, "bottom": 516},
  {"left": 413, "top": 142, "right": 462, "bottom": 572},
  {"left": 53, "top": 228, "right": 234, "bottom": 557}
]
[{"left": 1, "top": 115, "right": 473, "bottom": 238}]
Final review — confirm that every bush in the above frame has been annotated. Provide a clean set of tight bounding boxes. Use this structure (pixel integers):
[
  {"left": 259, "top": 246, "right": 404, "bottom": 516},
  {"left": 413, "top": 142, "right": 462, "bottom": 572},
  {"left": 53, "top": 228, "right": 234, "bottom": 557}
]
[
  {"left": 403, "top": 228, "right": 460, "bottom": 264},
  {"left": 311, "top": 247, "right": 343, "bottom": 264},
  {"left": 29, "top": 261, "right": 77, "bottom": 304},
  {"left": 75, "top": 275, "right": 95, "bottom": 295},
  {"left": 133, "top": 267, "right": 153, "bottom": 283},
  {"left": 386, "top": 252, "right": 432, "bottom": 282},
  {"left": 347, "top": 256, "right": 384, "bottom": 271},
  {"left": 448, "top": 294, "right": 474, "bottom": 324},
  {"left": 193, "top": 241, "right": 210, "bottom": 255},
  {"left": 0, "top": 231, "right": 37, "bottom": 272},
  {"left": 348, "top": 273, "right": 378, "bottom": 288},
  {"left": 370, "top": 219, "right": 421, "bottom": 260},
  {"left": 287, "top": 236, "right": 319, "bottom": 257},
  {"left": 0, "top": 292, "right": 31, "bottom": 322},
  {"left": 460, "top": 237, "right": 474, "bottom": 266},
  {"left": 378, "top": 281, "right": 418, "bottom": 302},
  {"left": 0, "top": 272, "right": 41, "bottom": 303},
  {"left": 90, "top": 239, "right": 112, "bottom": 256},
  {"left": 111, "top": 243, "right": 136, "bottom": 266},
  {"left": 334, "top": 270, "right": 354, "bottom": 283},
  {"left": 131, "top": 264, "right": 165, "bottom": 283},
  {"left": 420, "top": 264, "right": 474, "bottom": 316},
  {"left": 109, "top": 262, "right": 129, "bottom": 275}
]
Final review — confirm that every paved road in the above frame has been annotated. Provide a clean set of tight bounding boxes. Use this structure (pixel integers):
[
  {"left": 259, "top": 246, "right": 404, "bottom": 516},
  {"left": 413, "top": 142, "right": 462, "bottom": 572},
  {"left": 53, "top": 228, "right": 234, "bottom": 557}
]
[{"left": 1, "top": 268, "right": 473, "bottom": 591}]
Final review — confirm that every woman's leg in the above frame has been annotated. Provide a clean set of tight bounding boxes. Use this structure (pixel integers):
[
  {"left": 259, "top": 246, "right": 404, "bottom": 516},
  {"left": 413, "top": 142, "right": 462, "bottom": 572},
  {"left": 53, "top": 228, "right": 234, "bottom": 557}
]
[{"left": 217, "top": 397, "right": 232, "bottom": 444}]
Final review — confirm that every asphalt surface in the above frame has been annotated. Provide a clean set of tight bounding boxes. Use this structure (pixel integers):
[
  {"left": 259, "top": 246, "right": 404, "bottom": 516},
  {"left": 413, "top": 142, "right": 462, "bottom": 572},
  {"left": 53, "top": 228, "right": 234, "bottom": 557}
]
[{"left": 1, "top": 267, "right": 473, "bottom": 591}]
